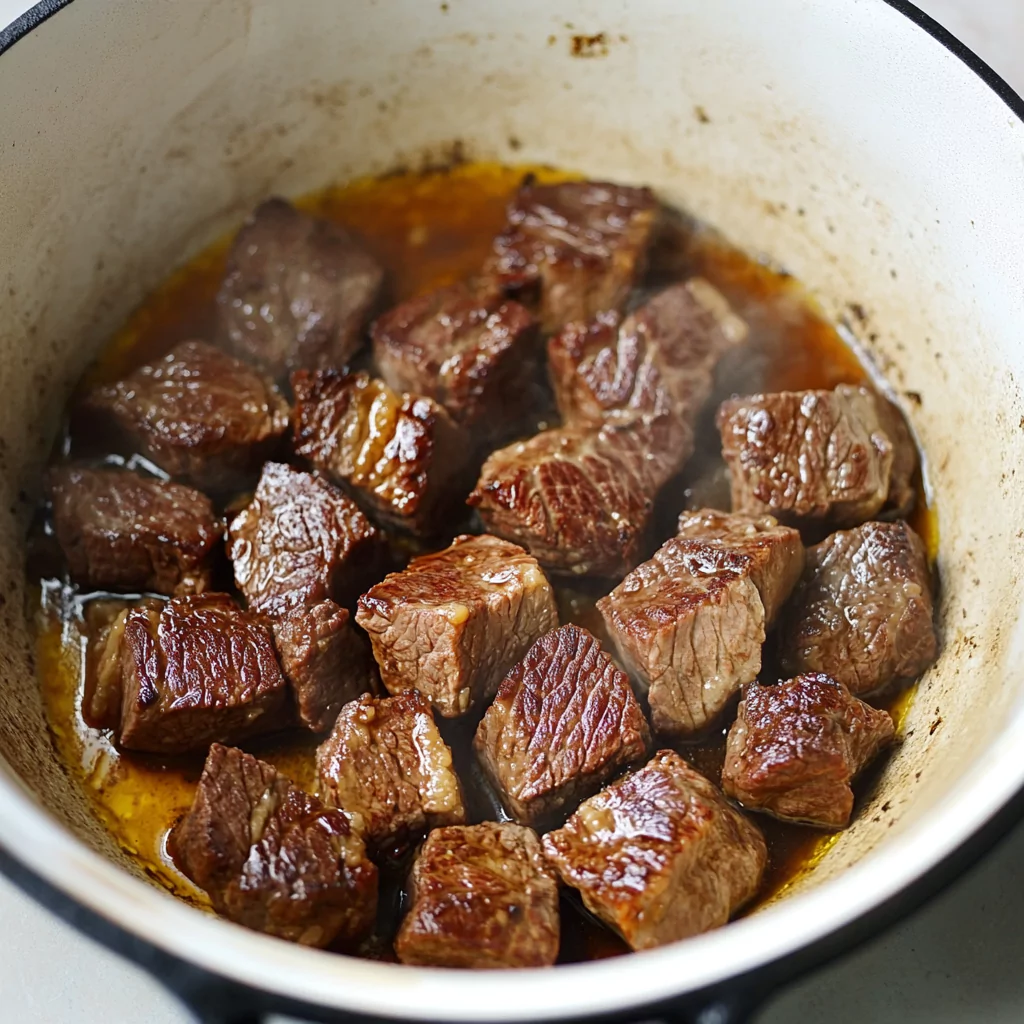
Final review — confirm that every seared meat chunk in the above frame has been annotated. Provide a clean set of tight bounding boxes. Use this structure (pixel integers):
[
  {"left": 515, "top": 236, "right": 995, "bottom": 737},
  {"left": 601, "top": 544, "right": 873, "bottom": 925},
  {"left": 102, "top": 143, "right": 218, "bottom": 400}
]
[
  {"left": 717, "top": 385, "right": 916, "bottom": 527},
  {"left": 272, "top": 600, "right": 377, "bottom": 733},
  {"left": 172, "top": 744, "right": 377, "bottom": 947},
  {"left": 474, "top": 624, "right": 649, "bottom": 828},
  {"left": 485, "top": 180, "right": 658, "bottom": 333},
  {"left": 781, "top": 520, "right": 936, "bottom": 695},
  {"left": 395, "top": 822, "right": 559, "bottom": 968},
  {"left": 216, "top": 197, "right": 383, "bottom": 377},
  {"left": 676, "top": 508, "right": 804, "bottom": 627},
  {"left": 291, "top": 369, "right": 467, "bottom": 535},
  {"left": 356, "top": 534, "right": 558, "bottom": 717},
  {"left": 371, "top": 280, "right": 540, "bottom": 434},
  {"left": 83, "top": 340, "right": 289, "bottom": 492},
  {"left": 543, "top": 750, "right": 766, "bottom": 950},
  {"left": 228, "top": 462, "right": 379, "bottom": 618},
  {"left": 117, "top": 594, "right": 289, "bottom": 753},
  {"left": 316, "top": 690, "right": 465, "bottom": 849},
  {"left": 47, "top": 466, "right": 219, "bottom": 596},
  {"left": 469, "top": 418, "right": 681, "bottom": 578},
  {"left": 598, "top": 538, "right": 765, "bottom": 736},
  {"left": 548, "top": 279, "right": 747, "bottom": 430},
  {"left": 722, "top": 674, "right": 895, "bottom": 828}
]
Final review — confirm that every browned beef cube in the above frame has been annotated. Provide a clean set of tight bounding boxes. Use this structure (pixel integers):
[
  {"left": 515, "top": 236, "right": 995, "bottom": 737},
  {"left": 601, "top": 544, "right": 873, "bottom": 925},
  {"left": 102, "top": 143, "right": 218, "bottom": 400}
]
[
  {"left": 117, "top": 594, "right": 289, "bottom": 753},
  {"left": 548, "top": 279, "right": 747, "bottom": 430},
  {"left": 469, "top": 418, "right": 683, "bottom": 578},
  {"left": 474, "top": 624, "right": 649, "bottom": 828},
  {"left": 172, "top": 744, "right": 377, "bottom": 947},
  {"left": 216, "top": 198, "right": 384, "bottom": 377},
  {"left": 47, "top": 466, "right": 220, "bottom": 596},
  {"left": 371, "top": 280, "right": 540, "bottom": 434},
  {"left": 83, "top": 340, "right": 290, "bottom": 492},
  {"left": 722, "top": 674, "right": 895, "bottom": 828},
  {"left": 543, "top": 750, "right": 766, "bottom": 950},
  {"left": 781, "top": 520, "right": 937, "bottom": 695},
  {"left": 717, "top": 385, "right": 916, "bottom": 527},
  {"left": 356, "top": 534, "right": 558, "bottom": 717},
  {"left": 598, "top": 538, "right": 765, "bottom": 736},
  {"left": 675, "top": 508, "right": 804, "bottom": 627},
  {"left": 272, "top": 600, "right": 378, "bottom": 733},
  {"left": 228, "top": 462, "right": 380, "bottom": 618},
  {"left": 291, "top": 369, "right": 467, "bottom": 535},
  {"left": 316, "top": 690, "right": 465, "bottom": 849},
  {"left": 395, "top": 822, "right": 559, "bottom": 968},
  {"left": 484, "top": 181, "right": 658, "bottom": 333}
]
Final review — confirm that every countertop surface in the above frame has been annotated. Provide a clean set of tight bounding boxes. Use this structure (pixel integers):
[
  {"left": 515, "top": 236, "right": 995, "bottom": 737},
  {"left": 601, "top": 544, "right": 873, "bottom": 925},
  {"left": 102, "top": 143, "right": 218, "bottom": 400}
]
[{"left": 1, "top": 1, "right": 1023, "bottom": 1022}]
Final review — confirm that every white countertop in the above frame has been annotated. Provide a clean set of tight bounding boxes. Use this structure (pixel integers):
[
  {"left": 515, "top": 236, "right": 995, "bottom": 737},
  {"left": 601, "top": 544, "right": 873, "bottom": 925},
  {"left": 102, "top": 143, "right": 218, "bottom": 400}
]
[{"left": 2, "top": 1, "right": 1022, "bottom": 1021}]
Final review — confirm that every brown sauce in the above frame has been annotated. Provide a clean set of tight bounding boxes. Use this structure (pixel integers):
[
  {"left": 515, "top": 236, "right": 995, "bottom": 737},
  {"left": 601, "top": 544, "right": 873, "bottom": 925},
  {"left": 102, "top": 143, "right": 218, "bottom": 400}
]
[{"left": 32, "top": 162, "right": 937, "bottom": 961}]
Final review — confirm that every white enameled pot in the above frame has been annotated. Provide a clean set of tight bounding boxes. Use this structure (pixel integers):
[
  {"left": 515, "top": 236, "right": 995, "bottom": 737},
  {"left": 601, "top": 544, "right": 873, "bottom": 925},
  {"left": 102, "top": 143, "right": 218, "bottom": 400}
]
[{"left": 1, "top": 2, "right": 1023, "bottom": 1021}]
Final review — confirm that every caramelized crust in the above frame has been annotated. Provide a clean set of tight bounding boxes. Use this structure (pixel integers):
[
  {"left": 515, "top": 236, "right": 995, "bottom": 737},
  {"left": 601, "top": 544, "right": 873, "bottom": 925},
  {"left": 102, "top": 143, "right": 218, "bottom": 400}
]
[
  {"left": 722, "top": 674, "right": 895, "bottom": 828},
  {"left": 475, "top": 624, "right": 649, "bottom": 828},
  {"left": 291, "top": 369, "right": 467, "bottom": 535},
  {"left": 316, "top": 690, "right": 465, "bottom": 848},
  {"left": 599, "top": 538, "right": 765, "bottom": 736},
  {"left": 395, "top": 822, "right": 559, "bottom": 968},
  {"left": 83, "top": 340, "right": 289, "bottom": 492},
  {"left": 172, "top": 744, "right": 377, "bottom": 948},
  {"left": 543, "top": 750, "right": 766, "bottom": 950},
  {"left": 118, "top": 594, "right": 289, "bottom": 753}
]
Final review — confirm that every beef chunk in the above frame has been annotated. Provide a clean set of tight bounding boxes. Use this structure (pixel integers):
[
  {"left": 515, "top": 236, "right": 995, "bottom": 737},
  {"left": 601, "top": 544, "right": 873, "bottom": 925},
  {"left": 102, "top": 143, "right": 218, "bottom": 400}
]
[
  {"left": 316, "top": 690, "right": 465, "bottom": 848},
  {"left": 675, "top": 508, "right": 804, "bottom": 627},
  {"left": 722, "top": 674, "right": 895, "bottom": 828},
  {"left": 83, "top": 340, "right": 289, "bottom": 492},
  {"left": 484, "top": 180, "right": 658, "bottom": 333},
  {"left": 117, "top": 594, "right": 289, "bottom": 753},
  {"left": 291, "top": 369, "right": 467, "bottom": 535},
  {"left": 228, "top": 462, "right": 379, "bottom": 618},
  {"left": 717, "top": 385, "right": 916, "bottom": 527},
  {"left": 172, "top": 744, "right": 377, "bottom": 947},
  {"left": 371, "top": 280, "right": 541, "bottom": 434},
  {"left": 543, "top": 750, "right": 766, "bottom": 950},
  {"left": 548, "top": 279, "right": 747, "bottom": 430},
  {"left": 598, "top": 538, "right": 765, "bottom": 736},
  {"left": 781, "top": 520, "right": 937, "bottom": 695},
  {"left": 475, "top": 624, "right": 649, "bottom": 828},
  {"left": 469, "top": 418, "right": 681, "bottom": 578},
  {"left": 216, "top": 197, "right": 383, "bottom": 377},
  {"left": 395, "top": 822, "right": 559, "bottom": 968},
  {"left": 47, "top": 466, "right": 219, "bottom": 596},
  {"left": 356, "top": 534, "right": 558, "bottom": 717},
  {"left": 272, "top": 600, "right": 377, "bottom": 733}
]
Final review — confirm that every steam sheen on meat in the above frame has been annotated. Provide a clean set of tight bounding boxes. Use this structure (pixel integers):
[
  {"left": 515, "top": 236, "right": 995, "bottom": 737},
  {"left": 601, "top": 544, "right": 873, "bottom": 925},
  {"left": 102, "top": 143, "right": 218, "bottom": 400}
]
[
  {"left": 474, "top": 624, "right": 650, "bottom": 828},
  {"left": 485, "top": 180, "right": 658, "bottom": 333},
  {"left": 217, "top": 197, "right": 384, "bottom": 377},
  {"left": 116, "top": 593, "right": 290, "bottom": 753},
  {"left": 722, "top": 674, "right": 895, "bottom": 828},
  {"left": 395, "top": 822, "right": 560, "bottom": 968},
  {"left": 548, "top": 278, "right": 747, "bottom": 430},
  {"left": 543, "top": 750, "right": 766, "bottom": 950},
  {"left": 172, "top": 744, "right": 377, "bottom": 947},
  {"left": 291, "top": 369, "right": 467, "bottom": 535},
  {"left": 316, "top": 690, "right": 465, "bottom": 849},
  {"left": 47, "top": 466, "right": 219, "bottom": 596},
  {"left": 83, "top": 340, "right": 290, "bottom": 492},
  {"left": 781, "top": 520, "right": 937, "bottom": 695},
  {"left": 598, "top": 538, "right": 766, "bottom": 735},
  {"left": 356, "top": 534, "right": 558, "bottom": 717}
]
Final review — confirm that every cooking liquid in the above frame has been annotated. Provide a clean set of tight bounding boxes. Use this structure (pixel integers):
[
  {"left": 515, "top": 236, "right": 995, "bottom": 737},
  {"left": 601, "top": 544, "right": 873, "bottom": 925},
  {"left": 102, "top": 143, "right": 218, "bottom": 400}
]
[{"left": 32, "top": 162, "right": 937, "bottom": 961}]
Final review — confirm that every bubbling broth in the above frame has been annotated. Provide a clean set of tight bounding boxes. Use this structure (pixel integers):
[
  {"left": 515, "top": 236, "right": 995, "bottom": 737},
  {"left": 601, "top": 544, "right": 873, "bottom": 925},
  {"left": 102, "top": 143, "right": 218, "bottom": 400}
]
[{"left": 33, "top": 162, "right": 936, "bottom": 961}]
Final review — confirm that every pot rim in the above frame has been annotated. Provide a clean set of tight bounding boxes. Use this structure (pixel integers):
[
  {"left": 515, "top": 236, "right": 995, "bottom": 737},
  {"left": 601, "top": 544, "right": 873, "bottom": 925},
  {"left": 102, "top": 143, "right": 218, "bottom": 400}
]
[{"left": 2, "top": 1, "right": 1024, "bottom": 1020}]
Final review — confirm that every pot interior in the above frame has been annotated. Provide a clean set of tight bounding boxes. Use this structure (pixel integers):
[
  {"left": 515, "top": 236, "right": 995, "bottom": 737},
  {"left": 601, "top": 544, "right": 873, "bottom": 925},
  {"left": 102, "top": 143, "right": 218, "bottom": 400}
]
[{"left": 1, "top": 0, "right": 1024, "bottom": 1017}]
